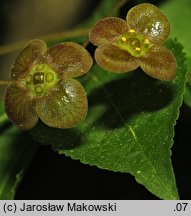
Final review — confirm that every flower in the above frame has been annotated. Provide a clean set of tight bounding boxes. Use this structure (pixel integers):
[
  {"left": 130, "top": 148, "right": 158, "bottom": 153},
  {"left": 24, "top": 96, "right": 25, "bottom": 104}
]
[
  {"left": 4, "top": 39, "right": 93, "bottom": 130},
  {"left": 89, "top": 3, "right": 176, "bottom": 80}
]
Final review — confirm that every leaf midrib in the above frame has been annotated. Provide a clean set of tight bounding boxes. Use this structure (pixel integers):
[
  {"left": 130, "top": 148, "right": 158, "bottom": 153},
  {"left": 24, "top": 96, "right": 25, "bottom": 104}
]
[{"left": 91, "top": 74, "right": 177, "bottom": 199}]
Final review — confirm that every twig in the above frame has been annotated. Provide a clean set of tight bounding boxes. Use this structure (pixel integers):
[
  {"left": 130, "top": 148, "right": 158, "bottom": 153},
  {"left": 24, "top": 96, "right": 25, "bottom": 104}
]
[
  {"left": 0, "top": 28, "right": 89, "bottom": 56},
  {"left": 82, "top": 0, "right": 130, "bottom": 47},
  {"left": 108, "top": 0, "right": 130, "bottom": 16},
  {"left": 0, "top": 80, "right": 11, "bottom": 86}
]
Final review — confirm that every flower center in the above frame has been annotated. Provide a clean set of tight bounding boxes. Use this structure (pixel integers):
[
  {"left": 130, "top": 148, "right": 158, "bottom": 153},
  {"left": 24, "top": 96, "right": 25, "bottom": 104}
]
[
  {"left": 115, "top": 29, "right": 152, "bottom": 57},
  {"left": 26, "top": 64, "right": 59, "bottom": 96}
]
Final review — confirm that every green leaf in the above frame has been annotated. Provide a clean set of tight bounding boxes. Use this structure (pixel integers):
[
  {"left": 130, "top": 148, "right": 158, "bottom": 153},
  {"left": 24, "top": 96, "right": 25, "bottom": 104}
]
[
  {"left": 0, "top": 105, "right": 38, "bottom": 199},
  {"left": 31, "top": 39, "right": 187, "bottom": 199},
  {"left": 160, "top": 0, "right": 191, "bottom": 108},
  {"left": 160, "top": 0, "right": 191, "bottom": 59},
  {"left": 140, "top": 0, "right": 191, "bottom": 107}
]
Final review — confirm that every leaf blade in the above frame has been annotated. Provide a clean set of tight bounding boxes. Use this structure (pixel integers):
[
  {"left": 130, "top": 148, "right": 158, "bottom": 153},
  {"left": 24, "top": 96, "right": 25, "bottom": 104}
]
[{"left": 32, "top": 39, "right": 187, "bottom": 199}]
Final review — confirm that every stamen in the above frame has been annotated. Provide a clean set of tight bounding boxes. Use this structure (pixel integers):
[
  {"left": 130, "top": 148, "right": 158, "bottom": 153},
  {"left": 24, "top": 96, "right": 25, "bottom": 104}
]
[
  {"left": 121, "top": 37, "right": 127, "bottom": 42},
  {"left": 135, "top": 47, "right": 141, "bottom": 51},
  {"left": 144, "top": 39, "right": 150, "bottom": 44},
  {"left": 129, "top": 29, "right": 135, "bottom": 33}
]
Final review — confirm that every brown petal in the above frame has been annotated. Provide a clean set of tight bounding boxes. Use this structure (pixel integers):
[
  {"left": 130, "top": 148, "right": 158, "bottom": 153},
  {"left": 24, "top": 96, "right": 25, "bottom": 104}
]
[
  {"left": 89, "top": 17, "right": 130, "bottom": 46},
  {"left": 43, "top": 42, "right": 93, "bottom": 78},
  {"left": 95, "top": 44, "right": 139, "bottom": 73},
  {"left": 126, "top": 3, "right": 170, "bottom": 43},
  {"left": 11, "top": 39, "right": 47, "bottom": 80},
  {"left": 36, "top": 79, "right": 88, "bottom": 129},
  {"left": 4, "top": 82, "right": 38, "bottom": 130},
  {"left": 139, "top": 45, "right": 176, "bottom": 80}
]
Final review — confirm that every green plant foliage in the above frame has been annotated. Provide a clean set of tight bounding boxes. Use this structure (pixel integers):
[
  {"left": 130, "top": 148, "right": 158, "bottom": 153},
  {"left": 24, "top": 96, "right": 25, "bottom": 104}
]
[
  {"left": 161, "top": 0, "right": 191, "bottom": 108},
  {"left": 0, "top": 106, "right": 39, "bottom": 199},
  {"left": 31, "top": 39, "right": 187, "bottom": 199},
  {"left": 160, "top": 0, "right": 191, "bottom": 60}
]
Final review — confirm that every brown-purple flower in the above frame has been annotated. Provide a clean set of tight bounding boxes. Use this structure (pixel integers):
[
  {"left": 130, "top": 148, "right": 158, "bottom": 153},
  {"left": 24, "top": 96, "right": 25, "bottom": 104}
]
[
  {"left": 4, "top": 40, "right": 93, "bottom": 130},
  {"left": 89, "top": 3, "right": 176, "bottom": 80}
]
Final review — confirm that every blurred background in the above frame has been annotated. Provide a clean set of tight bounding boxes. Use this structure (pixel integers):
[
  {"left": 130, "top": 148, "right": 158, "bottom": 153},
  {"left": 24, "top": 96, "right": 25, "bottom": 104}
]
[{"left": 0, "top": 0, "right": 97, "bottom": 97}]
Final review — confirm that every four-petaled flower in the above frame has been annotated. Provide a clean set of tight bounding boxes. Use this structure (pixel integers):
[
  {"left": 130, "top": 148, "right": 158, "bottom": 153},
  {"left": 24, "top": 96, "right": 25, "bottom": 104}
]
[
  {"left": 89, "top": 3, "right": 176, "bottom": 80},
  {"left": 4, "top": 40, "right": 93, "bottom": 130}
]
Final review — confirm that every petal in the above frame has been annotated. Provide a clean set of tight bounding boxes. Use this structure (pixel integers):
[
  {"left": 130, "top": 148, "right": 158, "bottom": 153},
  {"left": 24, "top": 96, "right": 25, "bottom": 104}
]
[
  {"left": 126, "top": 3, "right": 170, "bottom": 43},
  {"left": 11, "top": 39, "right": 47, "bottom": 80},
  {"left": 4, "top": 82, "right": 38, "bottom": 130},
  {"left": 36, "top": 79, "right": 88, "bottom": 128},
  {"left": 43, "top": 42, "right": 93, "bottom": 78},
  {"left": 139, "top": 45, "right": 176, "bottom": 80},
  {"left": 89, "top": 17, "right": 130, "bottom": 46},
  {"left": 95, "top": 45, "right": 139, "bottom": 73}
]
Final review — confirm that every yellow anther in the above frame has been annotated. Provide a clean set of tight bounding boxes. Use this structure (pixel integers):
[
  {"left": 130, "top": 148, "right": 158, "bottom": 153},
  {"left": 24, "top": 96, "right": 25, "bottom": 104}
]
[
  {"left": 121, "top": 37, "right": 127, "bottom": 42},
  {"left": 129, "top": 29, "right": 135, "bottom": 33},
  {"left": 144, "top": 39, "right": 150, "bottom": 44},
  {"left": 135, "top": 47, "right": 141, "bottom": 51}
]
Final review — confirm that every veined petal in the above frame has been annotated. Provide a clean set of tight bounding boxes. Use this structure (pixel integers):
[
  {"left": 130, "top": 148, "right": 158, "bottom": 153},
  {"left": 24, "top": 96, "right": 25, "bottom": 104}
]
[
  {"left": 139, "top": 45, "right": 176, "bottom": 80},
  {"left": 43, "top": 42, "right": 93, "bottom": 78},
  {"left": 11, "top": 39, "right": 47, "bottom": 80},
  {"left": 36, "top": 79, "right": 88, "bottom": 128},
  {"left": 89, "top": 17, "right": 130, "bottom": 46},
  {"left": 95, "top": 45, "right": 139, "bottom": 73},
  {"left": 126, "top": 3, "right": 170, "bottom": 43},
  {"left": 4, "top": 82, "right": 38, "bottom": 130}
]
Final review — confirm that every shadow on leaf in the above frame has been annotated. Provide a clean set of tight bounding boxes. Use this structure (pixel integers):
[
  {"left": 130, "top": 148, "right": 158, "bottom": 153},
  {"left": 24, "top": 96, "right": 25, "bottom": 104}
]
[
  {"left": 31, "top": 120, "right": 83, "bottom": 150},
  {"left": 88, "top": 70, "right": 175, "bottom": 129},
  {"left": 31, "top": 70, "right": 176, "bottom": 149}
]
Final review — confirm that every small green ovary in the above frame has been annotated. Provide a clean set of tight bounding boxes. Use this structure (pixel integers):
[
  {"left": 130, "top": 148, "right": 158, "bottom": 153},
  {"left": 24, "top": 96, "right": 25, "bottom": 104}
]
[
  {"left": 26, "top": 64, "right": 59, "bottom": 96},
  {"left": 115, "top": 30, "right": 153, "bottom": 57},
  {"left": 33, "top": 72, "right": 44, "bottom": 84}
]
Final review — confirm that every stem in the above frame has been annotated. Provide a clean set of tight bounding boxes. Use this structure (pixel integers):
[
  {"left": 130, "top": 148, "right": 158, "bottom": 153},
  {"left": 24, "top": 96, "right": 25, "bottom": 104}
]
[
  {"left": 82, "top": 0, "right": 130, "bottom": 48},
  {"left": 108, "top": 0, "right": 130, "bottom": 16},
  {"left": 0, "top": 0, "right": 130, "bottom": 55},
  {"left": 0, "top": 81, "right": 11, "bottom": 86},
  {"left": 0, "top": 28, "right": 90, "bottom": 56}
]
